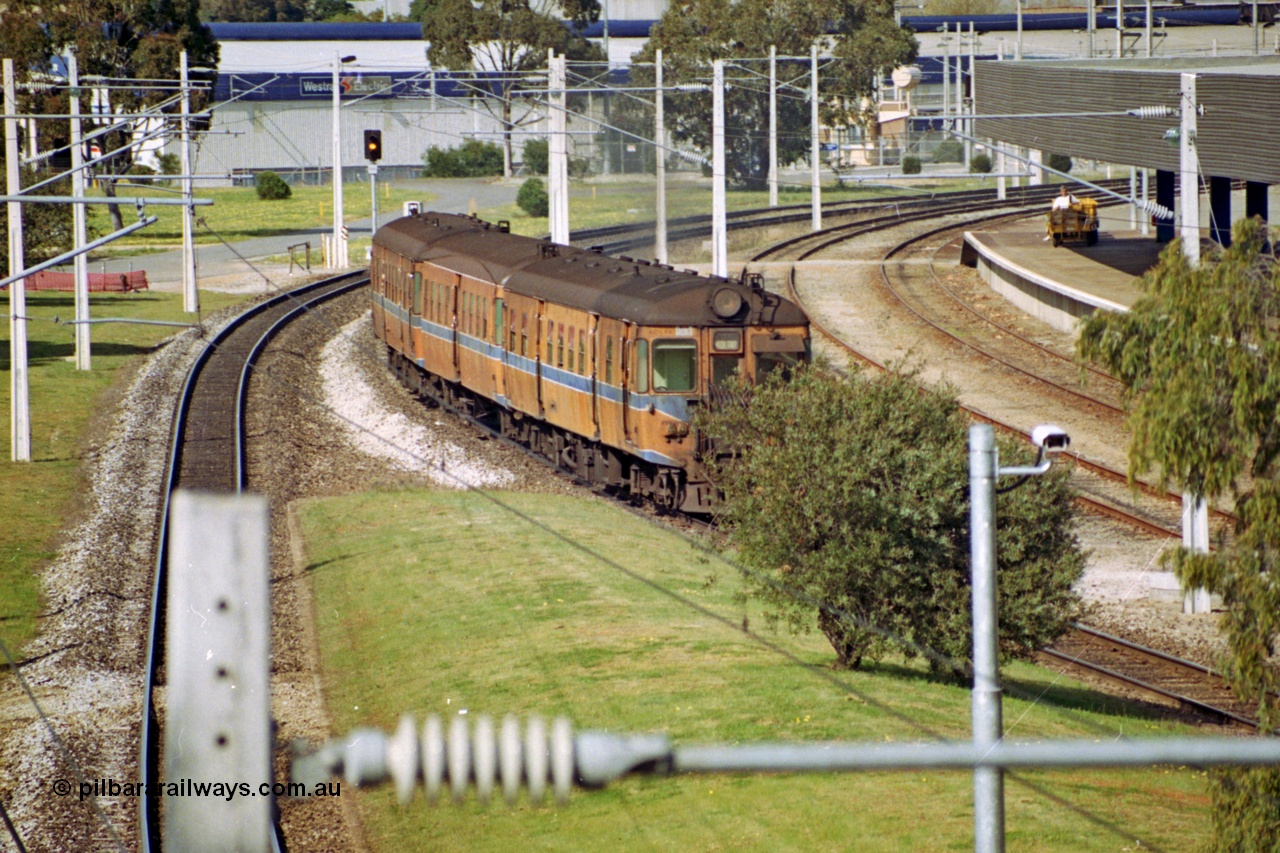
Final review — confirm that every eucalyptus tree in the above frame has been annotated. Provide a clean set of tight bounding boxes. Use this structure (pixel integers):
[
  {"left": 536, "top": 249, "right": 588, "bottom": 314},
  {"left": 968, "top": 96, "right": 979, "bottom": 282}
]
[{"left": 1078, "top": 220, "right": 1280, "bottom": 847}]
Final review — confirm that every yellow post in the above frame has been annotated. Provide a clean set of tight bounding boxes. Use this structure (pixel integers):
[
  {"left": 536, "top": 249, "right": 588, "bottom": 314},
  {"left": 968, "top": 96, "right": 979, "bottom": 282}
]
[{"left": 384, "top": 182, "right": 390, "bottom": 199}]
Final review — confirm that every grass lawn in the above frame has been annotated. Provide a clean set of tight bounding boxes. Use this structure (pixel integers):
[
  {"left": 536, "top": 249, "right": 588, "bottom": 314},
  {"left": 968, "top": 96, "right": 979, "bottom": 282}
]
[
  {"left": 0, "top": 288, "right": 250, "bottom": 653},
  {"left": 85, "top": 181, "right": 435, "bottom": 249},
  {"left": 299, "top": 488, "right": 1210, "bottom": 852}
]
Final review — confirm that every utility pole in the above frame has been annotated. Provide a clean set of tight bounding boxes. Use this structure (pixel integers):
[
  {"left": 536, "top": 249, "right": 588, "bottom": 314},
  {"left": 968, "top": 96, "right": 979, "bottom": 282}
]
[
  {"left": 654, "top": 49, "right": 667, "bottom": 264},
  {"left": 711, "top": 60, "right": 727, "bottom": 278},
  {"left": 1178, "top": 71, "right": 1211, "bottom": 614},
  {"left": 548, "top": 51, "right": 569, "bottom": 246},
  {"left": 180, "top": 50, "right": 197, "bottom": 313},
  {"left": 68, "top": 52, "right": 90, "bottom": 369},
  {"left": 768, "top": 45, "right": 778, "bottom": 209},
  {"left": 811, "top": 44, "right": 821, "bottom": 232},
  {"left": 5, "top": 58, "right": 30, "bottom": 462},
  {"left": 330, "top": 52, "right": 350, "bottom": 269}
]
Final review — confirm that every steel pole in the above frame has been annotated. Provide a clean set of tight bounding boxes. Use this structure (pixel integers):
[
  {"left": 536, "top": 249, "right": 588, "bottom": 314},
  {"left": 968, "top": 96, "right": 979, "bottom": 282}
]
[
  {"left": 69, "top": 53, "right": 91, "bottom": 369},
  {"left": 969, "top": 424, "right": 1005, "bottom": 853},
  {"left": 811, "top": 44, "right": 821, "bottom": 232},
  {"left": 712, "top": 60, "right": 727, "bottom": 278},
  {"left": 5, "top": 58, "right": 30, "bottom": 462},
  {"left": 655, "top": 49, "right": 667, "bottom": 264},
  {"left": 180, "top": 50, "right": 197, "bottom": 313},
  {"left": 331, "top": 53, "right": 347, "bottom": 268},
  {"left": 768, "top": 45, "right": 778, "bottom": 208}
]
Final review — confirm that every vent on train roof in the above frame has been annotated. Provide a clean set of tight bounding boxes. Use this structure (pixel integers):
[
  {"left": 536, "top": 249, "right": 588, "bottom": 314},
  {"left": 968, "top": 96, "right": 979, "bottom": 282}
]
[{"left": 497, "top": 220, "right": 510, "bottom": 233}]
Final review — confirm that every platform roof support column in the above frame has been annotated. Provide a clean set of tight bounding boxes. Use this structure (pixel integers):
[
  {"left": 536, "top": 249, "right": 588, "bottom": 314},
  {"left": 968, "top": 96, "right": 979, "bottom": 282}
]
[
  {"left": 1246, "top": 181, "right": 1269, "bottom": 221},
  {"left": 1028, "top": 149, "right": 1042, "bottom": 186},
  {"left": 1155, "top": 169, "right": 1175, "bottom": 243},
  {"left": 1209, "top": 176, "right": 1231, "bottom": 248}
]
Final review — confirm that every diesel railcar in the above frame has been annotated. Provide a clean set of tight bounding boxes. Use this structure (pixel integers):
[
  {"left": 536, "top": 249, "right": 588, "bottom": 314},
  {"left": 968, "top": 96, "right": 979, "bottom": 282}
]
[{"left": 370, "top": 212, "right": 810, "bottom": 513}]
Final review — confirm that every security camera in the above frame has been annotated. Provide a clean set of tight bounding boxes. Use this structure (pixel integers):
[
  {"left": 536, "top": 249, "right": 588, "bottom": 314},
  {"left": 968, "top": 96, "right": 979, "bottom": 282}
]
[{"left": 1030, "top": 424, "right": 1071, "bottom": 451}]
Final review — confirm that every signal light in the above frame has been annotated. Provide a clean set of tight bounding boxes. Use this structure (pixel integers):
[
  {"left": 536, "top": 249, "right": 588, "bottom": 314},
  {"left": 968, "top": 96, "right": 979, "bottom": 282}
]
[{"left": 364, "top": 129, "right": 382, "bottom": 162}]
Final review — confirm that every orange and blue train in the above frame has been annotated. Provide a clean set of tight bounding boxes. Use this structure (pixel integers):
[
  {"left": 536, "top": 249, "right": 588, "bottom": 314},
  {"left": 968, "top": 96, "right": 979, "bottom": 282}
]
[{"left": 370, "top": 212, "right": 810, "bottom": 513}]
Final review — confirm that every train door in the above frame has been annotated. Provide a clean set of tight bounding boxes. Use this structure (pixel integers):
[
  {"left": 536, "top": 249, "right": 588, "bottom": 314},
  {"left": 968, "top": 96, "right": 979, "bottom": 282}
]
[
  {"left": 588, "top": 314, "right": 600, "bottom": 439},
  {"left": 620, "top": 323, "right": 632, "bottom": 445},
  {"left": 492, "top": 292, "right": 505, "bottom": 403},
  {"left": 535, "top": 301, "right": 546, "bottom": 418},
  {"left": 410, "top": 269, "right": 423, "bottom": 361},
  {"left": 450, "top": 273, "right": 461, "bottom": 380}
]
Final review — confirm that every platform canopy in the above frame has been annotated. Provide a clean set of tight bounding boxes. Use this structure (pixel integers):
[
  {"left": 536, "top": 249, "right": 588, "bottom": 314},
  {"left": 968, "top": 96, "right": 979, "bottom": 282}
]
[{"left": 972, "top": 56, "right": 1280, "bottom": 184}]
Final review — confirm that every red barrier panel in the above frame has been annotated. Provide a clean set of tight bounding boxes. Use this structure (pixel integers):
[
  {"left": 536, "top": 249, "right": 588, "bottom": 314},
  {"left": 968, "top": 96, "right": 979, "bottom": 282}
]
[{"left": 22, "top": 270, "right": 149, "bottom": 292}]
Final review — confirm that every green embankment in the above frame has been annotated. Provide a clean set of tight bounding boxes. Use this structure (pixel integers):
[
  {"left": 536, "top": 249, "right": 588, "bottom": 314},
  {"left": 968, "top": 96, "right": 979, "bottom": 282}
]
[{"left": 299, "top": 489, "right": 1209, "bottom": 852}]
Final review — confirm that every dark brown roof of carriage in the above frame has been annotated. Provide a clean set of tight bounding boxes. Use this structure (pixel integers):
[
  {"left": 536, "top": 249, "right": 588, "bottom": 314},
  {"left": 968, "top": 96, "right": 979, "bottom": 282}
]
[{"left": 373, "top": 212, "right": 808, "bottom": 327}]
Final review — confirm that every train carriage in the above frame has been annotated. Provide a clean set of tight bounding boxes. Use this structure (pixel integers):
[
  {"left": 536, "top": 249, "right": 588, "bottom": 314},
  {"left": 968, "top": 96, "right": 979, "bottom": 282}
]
[{"left": 370, "top": 212, "right": 810, "bottom": 513}]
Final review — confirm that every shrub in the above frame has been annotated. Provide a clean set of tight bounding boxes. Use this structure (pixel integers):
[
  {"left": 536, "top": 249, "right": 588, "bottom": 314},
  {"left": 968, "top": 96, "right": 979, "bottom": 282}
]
[
  {"left": 969, "top": 153, "right": 992, "bottom": 174},
  {"left": 255, "top": 170, "right": 291, "bottom": 200},
  {"left": 1047, "top": 152, "right": 1073, "bottom": 174},
  {"left": 421, "top": 140, "right": 504, "bottom": 178},
  {"left": 696, "top": 365, "right": 1083, "bottom": 675},
  {"left": 523, "top": 138, "right": 548, "bottom": 175},
  {"left": 516, "top": 177, "right": 548, "bottom": 217},
  {"left": 901, "top": 155, "right": 922, "bottom": 175},
  {"left": 932, "top": 138, "right": 963, "bottom": 163}
]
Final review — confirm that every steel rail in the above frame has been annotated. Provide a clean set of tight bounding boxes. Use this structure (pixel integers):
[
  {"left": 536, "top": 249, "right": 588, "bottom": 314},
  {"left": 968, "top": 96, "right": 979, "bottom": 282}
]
[{"left": 140, "top": 271, "right": 367, "bottom": 853}]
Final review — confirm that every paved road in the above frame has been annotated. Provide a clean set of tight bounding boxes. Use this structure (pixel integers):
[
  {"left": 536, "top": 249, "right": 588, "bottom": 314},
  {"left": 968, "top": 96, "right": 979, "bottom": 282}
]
[{"left": 74, "top": 177, "right": 519, "bottom": 290}]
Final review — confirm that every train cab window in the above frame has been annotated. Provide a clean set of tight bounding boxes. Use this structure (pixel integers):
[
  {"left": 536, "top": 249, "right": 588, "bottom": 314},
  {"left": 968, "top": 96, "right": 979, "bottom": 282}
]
[
  {"left": 557, "top": 324, "right": 565, "bottom": 368},
  {"left": 412, "top": 272, "right": 423, "bottom": 315},
  {"left": 634, "top": 340, "right": 649, "bottom": 394},
  {"left": 712, "top": 357, "right": 741, "bottom": 388},
  {"left": 568, "top": 327, "right": 575, "bottom": 373},
  {"left": 652, "top": 340, "right": 697, "bottom": 393},
  {"left": 605, "top": 337, "right": 614, "bottom": 384}
]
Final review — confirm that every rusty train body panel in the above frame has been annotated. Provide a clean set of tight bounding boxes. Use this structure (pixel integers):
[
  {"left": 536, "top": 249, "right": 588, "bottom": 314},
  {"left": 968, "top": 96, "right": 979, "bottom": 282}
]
[{"left": 370, "top": 212, "right": 810, "bottom": 513}]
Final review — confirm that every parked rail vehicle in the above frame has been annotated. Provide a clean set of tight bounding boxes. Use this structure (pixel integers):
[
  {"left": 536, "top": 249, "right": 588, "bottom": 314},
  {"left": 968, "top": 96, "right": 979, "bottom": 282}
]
[
  {"left": 1046, "top": 197, "right": 1099, "bottom": 247},
  {"left": 370, "top": 212, "right": 811, "bottom": 513}
]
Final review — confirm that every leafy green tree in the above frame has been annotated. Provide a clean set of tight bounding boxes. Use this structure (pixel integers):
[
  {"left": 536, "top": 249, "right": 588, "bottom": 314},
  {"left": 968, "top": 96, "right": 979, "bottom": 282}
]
[
  {"left": 696, "top": 365, "right": 1083, "bottom": 674},
  {"left": 1077, "top": 219, "right": 1280, "bottom": 847},
  {"left": 901, "top": 155, "right": 921, "bottom": 174},
  {"left": 522, "top": 137, "right": 549, "bottom": 175},
  {"left": 969, "top": 152, "right": 992, "bottom": 173},
  {"left": 201, "top": 0, "right": 357, "bottom": 21},
  {"left": 415, "top": 0, "right": 603, "bottom": 177},
  {"left": 5, "top": 1, "right": 220, "bottom": 232},
  {"left": 632, "top": 0, "right": 916, "bottom": 187},
  {"left": 1047, "top": 152, "right": 1072, "bottom": 174}
]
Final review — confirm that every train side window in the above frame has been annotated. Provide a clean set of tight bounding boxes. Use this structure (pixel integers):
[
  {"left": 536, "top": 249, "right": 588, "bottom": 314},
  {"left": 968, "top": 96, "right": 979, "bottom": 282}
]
[
  {"left": 605, "top": 337, "right": 614, "bottom": 385},
  {"left": 493, "top": 298, "right": 501, "bottom": 344},
  {"left": 557, "top": 324, "right": 565, "bottom": 368},
  {"left": 521, "top": 314, "right": 528, "bottom": 356},
  {"left": 412, "top": 272, "right": 422, "bottom": 315},
  {"left": 579, "top": 334, "right": 586, "bottom": 376},
  {"left": 568, "top": 327, "right": 575, "bottom": 373},
  {"left": 484, "top": 298, "right": 490, "bottom": 341},
  {"left": 635, "top": 340, "right": 649, "bottom": 394},
  {"left": 546, "top": 319, "right": 553, "bottom": 362}
]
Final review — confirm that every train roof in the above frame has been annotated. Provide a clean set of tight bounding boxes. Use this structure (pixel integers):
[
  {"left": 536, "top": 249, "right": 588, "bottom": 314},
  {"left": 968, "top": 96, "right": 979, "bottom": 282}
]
[{"left": 373, "top": 213, "right": 808, "bottom": 328}]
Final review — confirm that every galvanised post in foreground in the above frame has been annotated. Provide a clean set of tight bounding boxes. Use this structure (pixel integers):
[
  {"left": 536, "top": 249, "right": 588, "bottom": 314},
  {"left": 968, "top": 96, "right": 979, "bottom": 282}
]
[{"left": 969, "top": 424, "right": 1004, "bottom": 853}]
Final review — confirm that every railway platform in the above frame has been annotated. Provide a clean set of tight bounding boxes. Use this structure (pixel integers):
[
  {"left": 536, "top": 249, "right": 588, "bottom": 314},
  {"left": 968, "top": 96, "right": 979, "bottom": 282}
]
[{"left": 960, "top": 225, "right": 1165, "bottom": 333}]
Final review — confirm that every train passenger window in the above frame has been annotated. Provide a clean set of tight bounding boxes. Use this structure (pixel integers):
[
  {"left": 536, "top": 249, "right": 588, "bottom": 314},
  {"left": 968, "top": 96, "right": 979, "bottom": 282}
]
[
  {"left": 521, "top": 314, "right": 528, "bottom": 356},
  {"left": 557, "top": 324, "right": 565, "bottom": 368},
  {"left": 652, "top": 340, "right": 697, "bottom": 393},
  {"left": 412, "top": 272, "right": 422, "bottom": 315},
  {"left": 605, "top": 338, "right": 613, "bottom": 384},
  {"left": 546, "top": 320, "right": 553, "bottom": 362},
  {"left": 494, "top": 299, "right": 502, "bottom": 344},
  {"left": 568, "top": 327, "right": 575, "bottom": 373},
  {"left": 579, "top": 335, "right": 586, "bottom": 375},
  {"left": 483, "top": 298, "right": 489, "bottom": 341}
]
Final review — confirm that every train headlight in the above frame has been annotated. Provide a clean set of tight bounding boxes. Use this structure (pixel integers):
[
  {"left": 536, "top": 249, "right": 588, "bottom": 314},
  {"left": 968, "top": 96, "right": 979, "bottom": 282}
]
[{"left": 711, "top": 287, "right": 744, "bottom": 319}]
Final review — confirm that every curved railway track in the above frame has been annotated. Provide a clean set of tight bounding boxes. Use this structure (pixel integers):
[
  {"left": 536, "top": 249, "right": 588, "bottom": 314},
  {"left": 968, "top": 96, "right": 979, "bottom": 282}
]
[{"left": 139, "top": 271, "right": 367, "bottom": 852}]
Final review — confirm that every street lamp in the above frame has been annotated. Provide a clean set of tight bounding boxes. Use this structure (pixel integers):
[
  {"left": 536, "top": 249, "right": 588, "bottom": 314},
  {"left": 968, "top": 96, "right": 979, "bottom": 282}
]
[
  {"left": 969, "top": 422, "right": 1071, "bottom": 853},
  {"left": 332, "top": 53, "right": 356, "bottom": 269}
]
